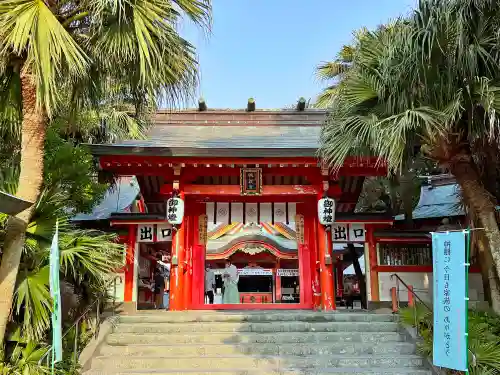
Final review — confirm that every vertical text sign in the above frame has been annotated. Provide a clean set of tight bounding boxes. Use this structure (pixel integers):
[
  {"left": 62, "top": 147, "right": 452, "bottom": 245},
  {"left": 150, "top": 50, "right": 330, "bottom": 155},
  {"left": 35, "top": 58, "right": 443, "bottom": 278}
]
[{"left": 432, "top": 231, "right": 468, "bottom": 371}]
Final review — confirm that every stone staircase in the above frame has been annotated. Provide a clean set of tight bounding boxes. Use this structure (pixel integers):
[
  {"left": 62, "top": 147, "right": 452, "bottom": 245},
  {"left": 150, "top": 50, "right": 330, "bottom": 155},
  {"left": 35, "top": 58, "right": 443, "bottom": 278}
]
[{"left": 83, "top": 310, "right": 432, "bottom": 375}]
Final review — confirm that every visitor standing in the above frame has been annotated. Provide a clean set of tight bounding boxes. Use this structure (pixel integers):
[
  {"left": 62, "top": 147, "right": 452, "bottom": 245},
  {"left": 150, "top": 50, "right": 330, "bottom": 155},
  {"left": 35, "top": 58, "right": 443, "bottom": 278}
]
[
  {"left": 153, "top": 267, "right": 165, "bottom": 309},
  {"left": 222, "top": 259, "right": 239, "bottom": 304},
  {"left": 205, "top": 264, "right": 215, "bottom": 304}
]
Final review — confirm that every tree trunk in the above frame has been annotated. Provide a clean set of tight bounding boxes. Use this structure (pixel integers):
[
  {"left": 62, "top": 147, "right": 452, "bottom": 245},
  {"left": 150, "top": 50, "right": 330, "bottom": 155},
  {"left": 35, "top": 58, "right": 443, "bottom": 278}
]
[
  {"left": 0, "top": 73, "right": 46, "bottom": 342},
  {"left": 400, "top": 172, "right": 416, "bottom": 228},
  {"left": 450, "top": 157, "right": 500, "bottom": 314},
  {"left": 347, "top": 244, "right": 367, "bottom": 309},
  {"left": 476, "top": 233, "right": 500, "bottom": 313},
  {"left": 388, "top": 174, "right": 399, "bottom": 215}
]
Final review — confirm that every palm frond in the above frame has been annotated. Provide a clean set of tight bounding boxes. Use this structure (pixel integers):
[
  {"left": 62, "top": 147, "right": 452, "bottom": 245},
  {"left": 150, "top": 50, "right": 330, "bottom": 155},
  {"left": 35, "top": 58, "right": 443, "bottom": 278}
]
[
  {"left": 314, "top": 85, "right": 338, "bottom": 108},
  {"left": 0, "top": 0, "right": 88, "bottom": 115},
  {"left": 316, "top": 61, "right": 350, "bottom": 81},
  {"left": 89, "top": 0, "right": 202, "bottom": 106},
  {"left": 59, "top": 230, "right": 124, "bottom": 284},
  {"left": 13, "top": 266, "right": 51, "bottom": 341}
]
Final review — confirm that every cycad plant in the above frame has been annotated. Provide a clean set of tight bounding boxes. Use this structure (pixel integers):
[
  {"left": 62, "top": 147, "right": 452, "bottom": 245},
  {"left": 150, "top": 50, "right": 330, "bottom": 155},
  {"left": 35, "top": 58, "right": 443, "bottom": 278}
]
[
  {"left": 320, "top": 0, "right": 500, "bottom": 304},
  {"left": 0, "top": 342, "right": 51, "bottom": 375},
  {"left": 400, "top": 305, "right": 500, "bottom": 374},
  {"left": 0, "top": 0, "right": 211, "bottom": 342}
]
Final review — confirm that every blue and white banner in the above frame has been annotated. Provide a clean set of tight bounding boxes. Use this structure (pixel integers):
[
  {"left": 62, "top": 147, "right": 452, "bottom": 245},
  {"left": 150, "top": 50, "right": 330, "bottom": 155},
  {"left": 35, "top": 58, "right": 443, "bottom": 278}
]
[
  {"left": 50, "top": 222, "right": 63, "bottom": 364},
  {"left": 431, "top": 231, "right": 468, "bottom": 371}
]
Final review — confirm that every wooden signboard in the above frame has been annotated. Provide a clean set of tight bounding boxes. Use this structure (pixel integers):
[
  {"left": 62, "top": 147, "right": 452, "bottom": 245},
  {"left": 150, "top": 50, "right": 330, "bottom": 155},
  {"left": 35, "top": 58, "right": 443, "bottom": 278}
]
[
  {"left": 295, "top": 214, "right": 305, "bottom": 244},
  {"left": 240, "top": 168, "right": 262, "bottom": 196},
  {"left": 198, "top": 214, "right": 208, "bottom": 245}
]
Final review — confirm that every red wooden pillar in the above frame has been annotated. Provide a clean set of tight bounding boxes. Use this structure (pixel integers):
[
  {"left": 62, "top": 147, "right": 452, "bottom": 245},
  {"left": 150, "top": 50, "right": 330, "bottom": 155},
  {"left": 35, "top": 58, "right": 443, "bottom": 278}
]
[
  {"left": 305, "top": 203, "right": 321, "bottom": 310},
  {"left": 391, "top": 287, "right": 398, "bottom": 313},
  {"left": 275, "top": 259, "right": 282, "bottom": 303},
  {"left": 297, "top": 202, "right": 314, "bottom": 308},
  {"left": 124, "top": 224, "right": 137, "bottom": 302},
  {"left": 407, "top": 285, "right": 414, "bottom": 307},
  {"left": 169, "top": 192, "right": 186, "bottom": 311},
  {"left": 367, "top": 225, "right": 380, "bottom": 302},
  {"left": 191, "top": 202, "right": 206, "bottom": 308},
  {"left": 183, "top": 210, "right": 195, "bottom": 309},
  {"left": 317, "top": 215, "right": 335, "bottom": 310}
]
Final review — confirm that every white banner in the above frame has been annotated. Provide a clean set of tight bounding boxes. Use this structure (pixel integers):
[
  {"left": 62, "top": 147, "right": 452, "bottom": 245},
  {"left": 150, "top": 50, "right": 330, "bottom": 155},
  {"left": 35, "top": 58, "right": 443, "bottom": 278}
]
[
  {"left": 212, "top": 268, "right": 273, "bottom": 276},
  {"left": 239, "top": 268, "right": 273, "bottom": 276},
  {"left": 277, "top": 269, "right": 299, "bottom": 277},
  {"left": 231, "top": 202, "right": 244, "bottom": 223},
  {"left": 245, "top": 203, "right": 258, "bottom": 224},
  {"left": 206, "top": 202, "right": 298, "bottom": 224},
  {"left": 273, "top": 203, "right": 287, "bottom": 222}
]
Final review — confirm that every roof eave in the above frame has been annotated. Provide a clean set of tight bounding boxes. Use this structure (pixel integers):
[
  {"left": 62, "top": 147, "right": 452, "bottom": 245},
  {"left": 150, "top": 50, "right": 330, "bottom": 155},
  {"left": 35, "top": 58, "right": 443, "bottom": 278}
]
[{"left": 87, "top": 145, "right": 319, "bottom": 158}]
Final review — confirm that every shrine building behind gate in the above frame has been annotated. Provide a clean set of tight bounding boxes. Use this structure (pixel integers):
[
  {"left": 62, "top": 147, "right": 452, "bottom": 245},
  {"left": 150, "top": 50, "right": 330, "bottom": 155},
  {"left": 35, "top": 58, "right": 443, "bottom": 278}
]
[{"left": 83, "top": 107, "right": 486, "bottom": 311}]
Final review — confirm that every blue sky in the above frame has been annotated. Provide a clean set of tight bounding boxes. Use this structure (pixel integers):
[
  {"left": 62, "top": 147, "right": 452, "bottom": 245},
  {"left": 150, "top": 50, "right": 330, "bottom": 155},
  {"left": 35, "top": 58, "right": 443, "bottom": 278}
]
[{"left": 178, "top": 0, "right": 416, "bottom": 109}]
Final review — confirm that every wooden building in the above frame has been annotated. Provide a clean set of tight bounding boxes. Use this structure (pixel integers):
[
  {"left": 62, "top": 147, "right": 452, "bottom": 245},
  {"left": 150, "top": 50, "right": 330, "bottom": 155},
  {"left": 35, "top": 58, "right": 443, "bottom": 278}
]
[{"left": 79, "top": 108, "right": 486, "bottom": 311}]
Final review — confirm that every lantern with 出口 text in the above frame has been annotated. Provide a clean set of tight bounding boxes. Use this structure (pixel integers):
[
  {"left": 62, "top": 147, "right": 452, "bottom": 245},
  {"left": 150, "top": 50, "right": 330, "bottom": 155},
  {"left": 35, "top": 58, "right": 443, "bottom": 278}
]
[
  {"left": 318, "top": 197, "right": 335, "bottom": 225},
  {"left": 166, "top": 197, "right": 184, "bottom": 225}
]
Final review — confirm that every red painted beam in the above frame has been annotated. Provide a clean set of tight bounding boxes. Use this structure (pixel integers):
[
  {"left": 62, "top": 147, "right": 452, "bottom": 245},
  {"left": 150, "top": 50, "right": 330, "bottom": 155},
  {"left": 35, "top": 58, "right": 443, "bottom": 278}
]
[
  {"left": 160, "top": 184, "right": 321, "bottom": 196},
  {"left": 376, "top": 237, "right": 431, "bottom": 243},
  {"left": 100, "top": 155, "right": 319, "bottom": 167},
  {"left": 180, "top": 167, "right": 324, "bottom": 180},
  {"left": 98, "top": 155, "right": 387, "bottom": 177},
  {"left": 111, "top": 219, "right": 168, "bottom": 226}
]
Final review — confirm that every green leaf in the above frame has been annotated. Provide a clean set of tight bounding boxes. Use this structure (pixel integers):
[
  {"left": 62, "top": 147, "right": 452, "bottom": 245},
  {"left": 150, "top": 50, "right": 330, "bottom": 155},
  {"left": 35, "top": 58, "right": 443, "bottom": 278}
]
[
  {"left": 1, "top": 0, "right": 88, "bottom": 115},
  {"left": 14, "top": 266, "right": 51, "bottom": 341}
]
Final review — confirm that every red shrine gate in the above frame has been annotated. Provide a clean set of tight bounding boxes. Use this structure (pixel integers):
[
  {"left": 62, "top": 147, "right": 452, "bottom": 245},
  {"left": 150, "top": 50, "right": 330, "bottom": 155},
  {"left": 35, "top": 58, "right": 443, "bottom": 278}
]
[{"left": 90, "top": 109, "right": 390, "bottom": 311}]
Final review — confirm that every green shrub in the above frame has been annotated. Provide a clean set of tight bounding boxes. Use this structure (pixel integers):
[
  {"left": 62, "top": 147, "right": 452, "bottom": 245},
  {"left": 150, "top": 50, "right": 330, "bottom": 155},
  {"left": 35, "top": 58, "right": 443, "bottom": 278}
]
[{"left": 400, "top": 304, "right": 500, "bottom": 374}]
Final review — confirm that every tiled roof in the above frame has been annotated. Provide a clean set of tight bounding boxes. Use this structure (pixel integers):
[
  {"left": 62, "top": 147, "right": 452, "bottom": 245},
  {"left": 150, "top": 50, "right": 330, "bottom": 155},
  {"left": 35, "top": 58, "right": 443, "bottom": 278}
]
[
  {"left": 395, "top": 183, "right": 464, "bottom": 221},
  {"left": 71, "top": 177, "right": 140, "bottom": 221},
  {"left": 121, "top": 125, "right": 321, "bottom": 149},
  {"left": 88, "top": 110, "right": 326, "bottom": 157}
]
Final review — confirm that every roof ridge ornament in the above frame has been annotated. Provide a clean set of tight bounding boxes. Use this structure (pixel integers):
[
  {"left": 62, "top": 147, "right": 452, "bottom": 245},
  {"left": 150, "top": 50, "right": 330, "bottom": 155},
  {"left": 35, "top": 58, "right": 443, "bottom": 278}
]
[
  {"left": 247, "top": 98, "right": 256, "bottom": 112},
  {"left": 198, "top": 98, "right": 207, "bottom": 111}
]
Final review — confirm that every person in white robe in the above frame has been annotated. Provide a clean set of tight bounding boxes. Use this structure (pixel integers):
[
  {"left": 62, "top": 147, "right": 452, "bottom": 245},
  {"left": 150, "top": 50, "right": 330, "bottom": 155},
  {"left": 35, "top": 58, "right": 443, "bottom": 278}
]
[{"left": 222, "top": 259, "right": 239, "bottom": 304}]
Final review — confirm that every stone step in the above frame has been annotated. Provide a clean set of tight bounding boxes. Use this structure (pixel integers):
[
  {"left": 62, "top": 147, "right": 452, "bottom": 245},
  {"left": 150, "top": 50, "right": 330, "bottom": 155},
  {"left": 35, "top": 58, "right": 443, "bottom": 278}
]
[
  {"left": 107, "top": 331, "right": 406, "bottom": 345},
  {"left": 90, "top": 355, "right": 425, "bottom": 371},
  {"left": 85, "top": 370, "right": 432, "bottom": 375},
  {"left": 118, "top": 312, "right": 396, "bottom": 324},
  {"left": 114, "top": 321, "right": 399, "bottom": 334},
  {"left": 100, "top": 341, "right": 417, "bottom": 357}
]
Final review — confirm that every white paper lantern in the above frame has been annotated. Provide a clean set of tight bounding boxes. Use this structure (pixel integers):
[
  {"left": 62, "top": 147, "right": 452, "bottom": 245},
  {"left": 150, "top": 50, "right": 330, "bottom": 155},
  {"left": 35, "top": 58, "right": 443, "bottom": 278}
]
[
  {"left": 166, "top": 197, "right": 184, "bottom": 225},
  {"left": 318, "top": 197, "right": 335, "bottom": 225}
]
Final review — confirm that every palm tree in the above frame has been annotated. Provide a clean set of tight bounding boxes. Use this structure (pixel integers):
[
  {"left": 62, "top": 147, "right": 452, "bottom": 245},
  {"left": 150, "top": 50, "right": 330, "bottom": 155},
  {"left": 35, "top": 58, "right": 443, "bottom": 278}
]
[
  {"left": 1, "top": 134, "right": 125, "bottom": 341},
  {"left": 316, "top": 28, "right": 427, "bottom": 226},
  {"left": 320, "top": 0, "right": 500, "bottom": 313},
  {"left": 0, "top": 0, "right": 211, "bottom": 341},
  {"left": 315, "top": 45, "right": 354, "bottom": 108}
]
